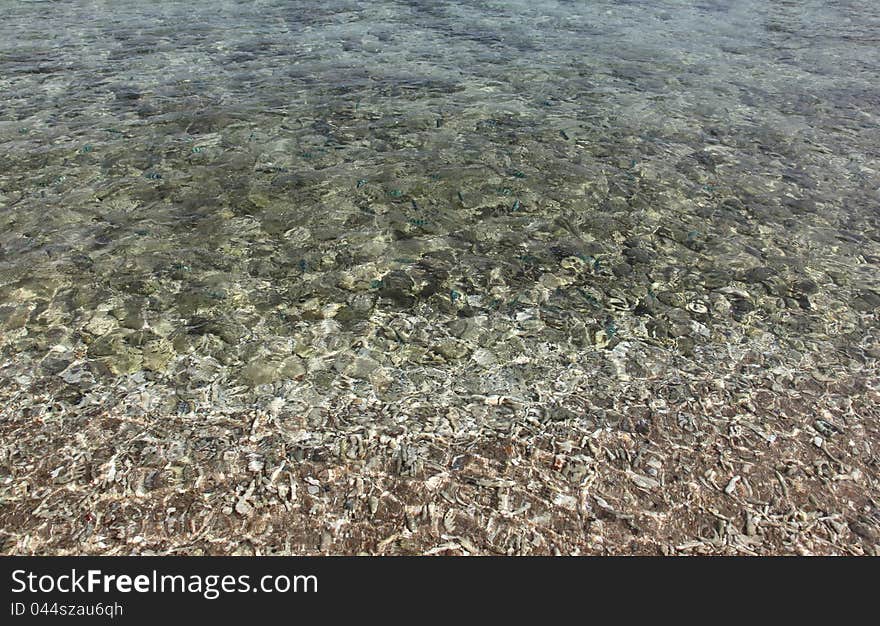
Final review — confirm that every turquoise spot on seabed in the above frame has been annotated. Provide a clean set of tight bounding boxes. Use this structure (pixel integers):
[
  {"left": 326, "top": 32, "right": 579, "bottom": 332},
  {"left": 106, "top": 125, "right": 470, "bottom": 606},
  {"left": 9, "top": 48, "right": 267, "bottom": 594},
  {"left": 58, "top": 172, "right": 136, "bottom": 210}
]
[
  {"left": 80, "top": 144, "right": 93, "bottom": 153},
  {"left": 192, "top": 146, "right": 204, "bottom": 153},
  {"left": 578, "top": 289, "right": 600, "bottom": 308},
  {"left": 389, "top": 189, "right": 403, "bottom": 198},
  {"left": 298, "top": 259, "right": 308, "bottom": 272},
  {"left": 370, "top": 279, "right": 383, "bottom": 289},
  {"left": 450, "top": 290, "right": 461, "bottom": 302},
  {"left": 356, "top": 179, "right": 367, "bottom": 188}
]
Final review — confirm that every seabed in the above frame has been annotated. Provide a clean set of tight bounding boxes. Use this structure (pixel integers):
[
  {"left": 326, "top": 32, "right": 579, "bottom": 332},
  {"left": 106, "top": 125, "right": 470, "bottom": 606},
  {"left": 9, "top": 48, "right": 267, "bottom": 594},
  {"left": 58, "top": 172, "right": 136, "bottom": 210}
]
[{"left": 0, "top": 1, "right": 878, "bottom": 554}]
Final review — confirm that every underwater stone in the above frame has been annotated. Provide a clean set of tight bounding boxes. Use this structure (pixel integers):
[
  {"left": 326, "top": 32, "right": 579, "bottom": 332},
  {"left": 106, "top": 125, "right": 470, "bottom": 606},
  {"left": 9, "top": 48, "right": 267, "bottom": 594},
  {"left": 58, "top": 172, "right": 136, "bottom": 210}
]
[
  {"left": 657, "top": 291, "right": 686, "bottom": 308},
  {"left": 84, "top": 313, "right": 117, "bottom": 336},
  {"left": 87, "top": 332, "right": 128, "bottom": 357},
  {"left": 471, "top": 347, "right": 497, "bottom": 367},
  {"left": 791, "top": 278, "right": 819, "bottom": 295},
  {"left": 434, "top": 339, "right": 470, "bottom": 361},
  {"left": 346, "top": 356, "right": 380, "bottom": 380},
  {"left": 280, "top": 356, "right": 307, "bottom": 379},
  {"left": 120, "top": 312, "right": 146, "bottom": 330},
  {"left": 701, "top": 269, "right": 732, "bottom": 290},
  {"left": 743, "top": 266, "right": 777, "bottom": 283},
  {"left": 240, "top": 358, "right": 283, "bottom": 386},
  {"left": 378, "top": 270, "right": 416, "bottom": 306},
  {"left": 623, "top": 246, "right": 654, "bottom": 264},
  {"left": 97, "top": 348, "right": 143, "bottom": 376},
  {"left": 142, "top": 338, "right": 175, "bottom": 372},
  {"left": 0, "top": 304, "right": 29, "bottom": 330},
  {"left": 40, "top": 356, "right": 72, "bottom": 376},
  {"left": 675, "top": 336, "right": 695, "bottom": 356},
  {"left": 612, "top": 262, "right": 633, "bottom": 277},
  {"left": 853, "top": 290, "right": 880, "bottom": 312}
]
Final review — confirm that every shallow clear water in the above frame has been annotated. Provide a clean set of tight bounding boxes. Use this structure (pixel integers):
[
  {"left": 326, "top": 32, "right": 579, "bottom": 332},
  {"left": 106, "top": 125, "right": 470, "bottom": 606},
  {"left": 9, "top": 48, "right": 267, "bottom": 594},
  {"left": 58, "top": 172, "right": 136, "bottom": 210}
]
[
  {"left": 3, "top": 0, "right": 880, "bottom": 557},
  {"left": 0, "top": 0, "right": 878, "bottom": 414}
]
